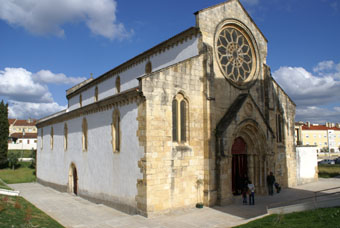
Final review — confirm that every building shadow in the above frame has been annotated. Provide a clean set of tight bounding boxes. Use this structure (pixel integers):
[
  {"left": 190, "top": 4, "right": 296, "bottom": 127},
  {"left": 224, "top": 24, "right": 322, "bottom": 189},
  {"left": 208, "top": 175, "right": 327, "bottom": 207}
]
[{"left": 212, "top": 179, "right": 340, "bottom": 219}]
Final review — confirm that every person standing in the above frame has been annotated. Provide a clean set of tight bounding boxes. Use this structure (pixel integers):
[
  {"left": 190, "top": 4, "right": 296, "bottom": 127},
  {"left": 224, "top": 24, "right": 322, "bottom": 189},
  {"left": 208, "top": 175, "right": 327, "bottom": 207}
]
[
  {"left": 242, "top": 181, "right": 248, "bottom": 205},
  {"left": 247, "top": 181, "right": 255, "bottom": 205},
  {"left": 267, "top": 172, "right": 276, "bottom": 196}
]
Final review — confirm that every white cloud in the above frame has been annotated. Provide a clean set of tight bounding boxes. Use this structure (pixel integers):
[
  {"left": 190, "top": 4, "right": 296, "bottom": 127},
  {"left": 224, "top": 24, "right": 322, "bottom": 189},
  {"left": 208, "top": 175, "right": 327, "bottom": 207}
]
[
  {"left": 273, "top": 66, "right": 340, "bottom": 106},
  {"left": 313, "top": 60, "right": 335, "bottom": 72},
  {"left": 0, "top": 67, "right": 53, "bottom": 103},
  {"left": 33, "top": 70, "right": 86, "bottom": 85},
  {"left": 273, "top": 60, "right": 340, "bottom": 123},
  {"left": 0, "top": 67, "right": 83, "bottom": 119},
  {"left": 8, "top": 100, "right": 66, "bottom": 119},
  {"left": 313, "top": 60, "right": 340, "bottom": 79},
  {"left": 0, "top": 0, "right": 132, "bottom": 40},
  {"left": 296, "top": 106, "right": 340, "bottom": 124}
]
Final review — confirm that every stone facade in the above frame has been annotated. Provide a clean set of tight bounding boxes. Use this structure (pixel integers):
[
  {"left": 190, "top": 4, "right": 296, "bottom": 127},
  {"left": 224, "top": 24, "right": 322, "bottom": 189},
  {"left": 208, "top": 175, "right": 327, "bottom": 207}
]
[
  {"left": 36, "top": 0, "right": 297, "bottom": 217},
  {"left": 137, "top": 55, "right": 206, "bottom": 215}
]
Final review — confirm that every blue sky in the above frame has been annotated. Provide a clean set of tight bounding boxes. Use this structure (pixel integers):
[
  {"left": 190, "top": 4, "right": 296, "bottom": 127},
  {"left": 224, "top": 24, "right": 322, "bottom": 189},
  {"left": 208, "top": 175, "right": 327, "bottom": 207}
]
[{"left": 0, "top": 0, "right": 340, "bottom": 124}]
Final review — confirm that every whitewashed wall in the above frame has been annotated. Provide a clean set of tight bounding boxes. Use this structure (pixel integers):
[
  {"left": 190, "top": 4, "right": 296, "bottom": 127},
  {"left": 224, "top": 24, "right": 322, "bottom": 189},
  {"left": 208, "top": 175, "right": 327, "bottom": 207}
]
[
  {"left": 296, "top": 146, "right": 318, "bottom": 185},
  {"left": 67, "top": 37, "right": 199, "bottom": 111},
  {"left": 37, "top": 102, "right": 143, "bottom": 208},
  {"left": 68, "top": 94, "right": 80, "bottom": 110}
]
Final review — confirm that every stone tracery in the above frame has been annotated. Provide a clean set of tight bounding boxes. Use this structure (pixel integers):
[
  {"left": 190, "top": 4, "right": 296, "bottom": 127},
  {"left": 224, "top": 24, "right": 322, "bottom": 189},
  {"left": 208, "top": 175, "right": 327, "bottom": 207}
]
[{"left": 216, "top": 25, "right": 255, "bottom": 84}]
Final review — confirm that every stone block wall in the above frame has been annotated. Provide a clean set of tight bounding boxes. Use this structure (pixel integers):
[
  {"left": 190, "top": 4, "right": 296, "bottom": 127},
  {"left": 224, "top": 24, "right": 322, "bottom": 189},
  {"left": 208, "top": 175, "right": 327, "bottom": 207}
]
[
  {"left": 195, "top": 0, "right": 297, "bottom": 202},
  {"left": 195, "top": 0, "right": 271, "bottom": 204},
  {"left": 271, "top": 80, "right": 297, "bottom": 188},
  {"left": 138, "top": 56, "right": 206, "bottom": 216},
  {"left": 135, "top": 0, "right": 297, "bottom": 215}
]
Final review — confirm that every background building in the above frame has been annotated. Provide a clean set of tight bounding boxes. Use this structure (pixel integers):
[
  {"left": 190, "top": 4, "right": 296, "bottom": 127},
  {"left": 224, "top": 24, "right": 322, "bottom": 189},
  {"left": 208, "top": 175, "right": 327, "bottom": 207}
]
[
  {"left": 8, "top": 118, "right": 37, "bottom": 150},
  {"left": 295, "top": 121, "right": 340, "bottom": 153}
]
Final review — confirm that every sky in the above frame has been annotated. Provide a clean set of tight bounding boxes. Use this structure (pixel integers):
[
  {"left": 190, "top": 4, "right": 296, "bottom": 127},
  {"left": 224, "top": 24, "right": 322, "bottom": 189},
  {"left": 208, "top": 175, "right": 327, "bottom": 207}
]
[{"left": 0, "top": 0, "right": 340, "bottom": 124}]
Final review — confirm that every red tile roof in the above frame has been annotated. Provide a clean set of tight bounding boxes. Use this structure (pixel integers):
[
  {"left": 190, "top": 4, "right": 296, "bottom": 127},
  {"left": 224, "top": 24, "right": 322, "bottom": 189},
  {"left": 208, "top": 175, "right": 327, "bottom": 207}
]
[
  {"left": 9, "top": 133, "right": 37, "bottom": 139},
  {"left": 8, "top": 119, "right": 16, "bottom": 125},
  {"left": 302, "top": 125, "right": 340, "bottom": 131}
]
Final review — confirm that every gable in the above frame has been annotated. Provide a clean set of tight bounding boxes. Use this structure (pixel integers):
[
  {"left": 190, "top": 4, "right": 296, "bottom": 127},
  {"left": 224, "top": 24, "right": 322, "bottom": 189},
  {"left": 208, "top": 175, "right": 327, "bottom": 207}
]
[
  {"left": 195, "top": 0, "right": 269, "bottom": 94},
  {"left": 216, "top": 93, "right": 274, "bottom": 138},
  {"left": 195, "top": 0, "right": 267, "bottom": 42}
]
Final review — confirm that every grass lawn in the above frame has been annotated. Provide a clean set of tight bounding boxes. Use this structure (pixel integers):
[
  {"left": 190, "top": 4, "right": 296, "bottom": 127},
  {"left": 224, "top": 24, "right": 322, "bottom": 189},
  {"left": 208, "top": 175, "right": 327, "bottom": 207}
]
[
  {"left": 8, "top": 150, "right": 33, "bottom": 158},
  {"left": 235, "top": 207, "right": 340, "bottom": 228},
  {"left": 0, "top": 195, "right": 64, "bottom": 228},
  {"left": 318, "top": 164, "right": 340, "bottom": 178},
  {"left": 0, "top": 162, "right": 36, "bottom": 184}
]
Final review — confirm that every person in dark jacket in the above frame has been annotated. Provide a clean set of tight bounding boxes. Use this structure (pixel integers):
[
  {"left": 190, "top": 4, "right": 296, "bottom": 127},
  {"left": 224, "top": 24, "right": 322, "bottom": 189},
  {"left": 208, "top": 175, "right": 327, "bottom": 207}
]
[{"left": 266, "top": 172, "right": 275, "bottom": 195}]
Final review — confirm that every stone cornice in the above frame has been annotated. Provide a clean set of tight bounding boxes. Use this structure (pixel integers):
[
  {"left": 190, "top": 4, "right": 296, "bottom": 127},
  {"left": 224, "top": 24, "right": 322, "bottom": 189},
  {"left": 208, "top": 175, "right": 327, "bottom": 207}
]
[
  {"left": 66, "top": 77, "right": 94, "bottom": 97},
  {"left": 66, "top": 27, "right": 200, "bottom": 99},
  {"left": 37, "top": 87, "right": 143, "bottom": 128}
]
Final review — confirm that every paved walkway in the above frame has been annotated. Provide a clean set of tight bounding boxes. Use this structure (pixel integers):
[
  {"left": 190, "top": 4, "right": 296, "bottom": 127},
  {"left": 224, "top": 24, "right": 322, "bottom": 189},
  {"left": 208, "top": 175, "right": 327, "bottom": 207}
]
[{"left": 10, "top": 178, "right": 340, "bottom": 228}]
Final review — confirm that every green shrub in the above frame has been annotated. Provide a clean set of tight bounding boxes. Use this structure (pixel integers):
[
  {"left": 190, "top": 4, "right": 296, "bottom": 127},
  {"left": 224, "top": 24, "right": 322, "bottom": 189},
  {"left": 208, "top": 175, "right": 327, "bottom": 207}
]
[
  {"left": 30, "top": 149, "right": 36, "bottom": 169},
  {"left": 8, "top": 152, "right": 19, "bottom": 170}
]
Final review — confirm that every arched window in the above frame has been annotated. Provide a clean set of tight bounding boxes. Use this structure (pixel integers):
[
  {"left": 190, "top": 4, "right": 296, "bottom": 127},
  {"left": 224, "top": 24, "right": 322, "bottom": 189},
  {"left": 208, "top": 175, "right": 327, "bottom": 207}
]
[
  {"left": 50, "top": 127, "right": 54, "bottom": 150},
  {"left": 276, "top": 113, "right": 284, "bottom": 143},
  {"left": 64, "top": 123, "right": 68, "bottom": 151},
  {"left": 172, "top": 93, "right": 188, "bottom": 143},
  {"left": 79, "top": 94, "right": 82, "bottom": 107},
  {"left": 82, "top": 118, "right": 88, "bottom": 151},
  {"left": 116, "top": 76, "right": 121, "bottom": 93},
  {"left": 145, "top": 61, "right": 152, "bottom": 74},
  {"left": 94, "top": 86, "right": 98, "bottom": 102},
  {"left": 172, "top": 99, "right": 178, "bottom": 142},
  {"left": 112, "top": 109, "right": 120, "bottom": 153}
]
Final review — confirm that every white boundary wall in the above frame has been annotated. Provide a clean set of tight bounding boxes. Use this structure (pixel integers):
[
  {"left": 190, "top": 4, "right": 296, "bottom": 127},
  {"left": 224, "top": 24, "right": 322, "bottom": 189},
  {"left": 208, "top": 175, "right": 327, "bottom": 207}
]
[
  {"left": 296, "top": 146, "right": 318, "bottom": 185},
  {"left": 9, "top": 138, "right": 37, "bottom": 150}
]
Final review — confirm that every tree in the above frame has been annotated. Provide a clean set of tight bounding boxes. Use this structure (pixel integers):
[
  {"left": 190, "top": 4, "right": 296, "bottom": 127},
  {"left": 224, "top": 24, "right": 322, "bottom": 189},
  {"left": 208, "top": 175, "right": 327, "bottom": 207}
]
[
  {"left": 30, "top": 148, "right": 36, "bottom": 170},
  {"left": 8, "top": 151, "right": 19, "bottom": 170},
  {"left": 0, "top": 100, "right": 9, "bottom": 168}
]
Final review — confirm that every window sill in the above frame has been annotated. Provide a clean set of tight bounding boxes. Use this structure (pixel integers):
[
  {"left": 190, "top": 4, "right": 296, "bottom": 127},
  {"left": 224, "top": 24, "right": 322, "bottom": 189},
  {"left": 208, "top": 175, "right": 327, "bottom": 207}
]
[{"left": 172, "top": 143, "right": 192, "bottom": 153}]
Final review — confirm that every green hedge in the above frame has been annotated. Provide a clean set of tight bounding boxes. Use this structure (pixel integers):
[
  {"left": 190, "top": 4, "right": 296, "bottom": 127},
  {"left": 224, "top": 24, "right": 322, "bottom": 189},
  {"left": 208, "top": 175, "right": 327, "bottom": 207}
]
[{"left": 8, "top": 150, "right": 32, "bottom": 158}]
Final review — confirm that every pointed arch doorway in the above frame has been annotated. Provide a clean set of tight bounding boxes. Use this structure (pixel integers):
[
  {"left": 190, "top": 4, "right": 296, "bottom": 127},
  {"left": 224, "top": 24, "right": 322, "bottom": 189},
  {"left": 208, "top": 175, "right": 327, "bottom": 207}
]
[
  {"left": 68, "top": 163, "right": 78, "bottom": 195},
  {"left": 231, "top": 137, "right": 248, "bottom": 195},
  {"left": 216, "top": 119, "right": 271, "bottom": 204}
]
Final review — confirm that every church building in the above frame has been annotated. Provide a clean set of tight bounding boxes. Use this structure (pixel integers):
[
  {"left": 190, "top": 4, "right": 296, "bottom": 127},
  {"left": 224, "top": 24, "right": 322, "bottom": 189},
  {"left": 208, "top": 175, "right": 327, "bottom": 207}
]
[{"left": 36, "top": 0, "right": 297, "bottom": 217}]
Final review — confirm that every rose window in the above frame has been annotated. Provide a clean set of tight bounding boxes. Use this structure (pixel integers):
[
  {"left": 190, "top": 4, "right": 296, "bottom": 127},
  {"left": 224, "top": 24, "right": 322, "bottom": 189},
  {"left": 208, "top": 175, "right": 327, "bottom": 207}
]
[{"left": 216, "top": 26, "right": 255, "bottom": 84}]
